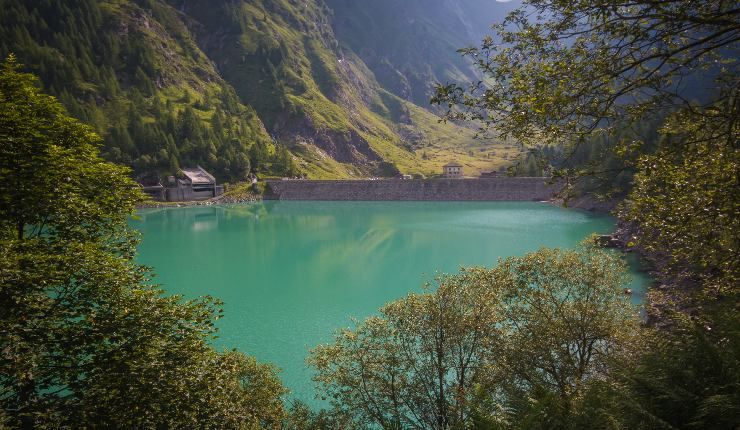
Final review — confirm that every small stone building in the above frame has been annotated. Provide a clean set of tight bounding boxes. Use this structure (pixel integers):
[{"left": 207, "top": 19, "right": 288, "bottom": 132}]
[
  {"left": 166, "top": 166, "right": 224, "bottom": 202},
  {"left": 139, "top": 166, "right": 224, "bottom": 202},
  {"left": 443, "top": 161, "right": 463, "bottom": 178}
]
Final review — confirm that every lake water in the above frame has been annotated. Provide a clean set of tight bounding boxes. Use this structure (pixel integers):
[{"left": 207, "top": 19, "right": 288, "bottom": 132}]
[{"left": 132, "top": 201, "right": 648, "bottom": 404}]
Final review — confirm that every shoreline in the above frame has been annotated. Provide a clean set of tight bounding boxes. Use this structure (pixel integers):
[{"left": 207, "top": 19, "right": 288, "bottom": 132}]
[
  {"left": 548, "top": 195, "right": 619, "bottom": 214},
  {"left": 136, "top": 177, "right": 617, "bottom": 216},
  {"left": 137, "top": 193, "right": 262, "bottom": 209},
  {"left": 137, "top": 192, "right": 617, "bottom": 214}
]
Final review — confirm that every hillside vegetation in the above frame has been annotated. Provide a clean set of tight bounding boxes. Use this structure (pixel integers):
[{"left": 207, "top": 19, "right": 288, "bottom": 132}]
[{"left": 0, "top": 0, "right": 518, "bottom": 180}]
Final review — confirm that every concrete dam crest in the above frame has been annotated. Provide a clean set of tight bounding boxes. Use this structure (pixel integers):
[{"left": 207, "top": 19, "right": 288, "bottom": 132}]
[{"left": 264, "top": 178, "right": 563, "bottom": 201}]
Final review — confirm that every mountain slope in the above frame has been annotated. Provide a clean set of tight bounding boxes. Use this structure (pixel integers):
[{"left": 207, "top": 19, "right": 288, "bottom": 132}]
[
  {"left": 1, "top": 0, "right": 521, "bottom": 180},
  {"left": 326, "top": 0, "right": 517, "bottom": 106},
  {"left": 0, "top": 0, "right": 285, "bottom": 181}
]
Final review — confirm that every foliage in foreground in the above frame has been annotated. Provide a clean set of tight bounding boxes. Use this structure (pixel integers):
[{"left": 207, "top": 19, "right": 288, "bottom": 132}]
[
  {"left": 307, "top": 246, "right": 740, "bottom": 430},
  {"left": 433, "top": 0, "right": 737, "bottom": 147},
  {"left": 429, "top": 1, "right": 739, "bottom": 428},
  {"left": 432, "top": 0, "right": 739, "bottom": 297},
  {"left": 0, "top": 55, "right": 286, "bottom": 428},
  {"left": 310, "top": 244, "right": 640, "bottom": 429},
  {"left": 433, "top": 0, "right": 739, "bottom": 217},
  {"left": 620, "top": 101, "right": 740, "bottom": 423},
  {"left": 624, "top": 102, "right": 739, "bottom": 300},
  {"left": 618, "top": 304, "right": 740, "bottom": 429}
]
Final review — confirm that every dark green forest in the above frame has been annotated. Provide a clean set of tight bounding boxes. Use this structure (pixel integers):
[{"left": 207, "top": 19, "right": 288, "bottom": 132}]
[{"left": 0, "top": 0, "right": 300, "bottom": 182}]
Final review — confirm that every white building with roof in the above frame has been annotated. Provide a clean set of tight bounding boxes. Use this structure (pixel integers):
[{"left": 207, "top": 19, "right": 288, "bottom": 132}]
[{"left": 443, "top": 161, "right": 463, "bottom": 178}]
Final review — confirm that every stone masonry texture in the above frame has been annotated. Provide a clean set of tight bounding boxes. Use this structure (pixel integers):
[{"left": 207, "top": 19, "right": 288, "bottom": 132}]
[{"left": 264, "top": 178, "right": 562, "bottom": 201}]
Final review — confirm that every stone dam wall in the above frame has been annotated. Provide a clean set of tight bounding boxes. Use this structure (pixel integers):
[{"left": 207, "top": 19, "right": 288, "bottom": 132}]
[{"left": 264, "top": 178, "right": 563, "bottom": 201}]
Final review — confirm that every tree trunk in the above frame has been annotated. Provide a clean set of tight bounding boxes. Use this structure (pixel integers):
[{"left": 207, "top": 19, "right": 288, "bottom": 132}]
[{"left": 18, "top": 378, "right": 36, "bottom": 430}]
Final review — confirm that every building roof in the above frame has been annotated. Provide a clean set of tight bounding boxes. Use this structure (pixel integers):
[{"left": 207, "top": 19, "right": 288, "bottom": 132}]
[
  {"left": 443, "top": 161, "right": 463, "bottom": 168},
  {"left": 181, "top": 166, "right": 216, "bottom": 185}
]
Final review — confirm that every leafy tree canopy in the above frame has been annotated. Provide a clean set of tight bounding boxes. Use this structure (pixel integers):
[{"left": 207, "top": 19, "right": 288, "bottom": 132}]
[
  {"left": 310, "top": 244, "right": 638, "bottom": 429},
  {"left": 623, "top": 102, "right": 739, "bottom": 300},
  {"left": 0, "top": 54, "right": 140, "bottom": 249},
  {"left": 431, "top": 5, "right": 739, "bottom": 427},
  {"left": 433, "top": 0, "right": 739, "bottom": 302},
  {"left": 0, "top": 55, "right": 286, "bottom": 428},
  {"left": 433, "top": 0, "right": 739, "bottom": 147}
]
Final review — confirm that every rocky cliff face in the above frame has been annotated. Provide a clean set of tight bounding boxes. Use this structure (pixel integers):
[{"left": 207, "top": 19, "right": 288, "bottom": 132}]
[{"left": 325, "top": 0, "right": 517, "bottom": 106}]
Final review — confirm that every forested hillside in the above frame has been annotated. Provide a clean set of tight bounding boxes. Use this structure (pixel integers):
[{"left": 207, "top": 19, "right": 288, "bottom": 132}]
[
  {"left": 0, "top": 0, "right": 283, "bottom": 182},
  {"left": 0, "top": 0, "right": 519, "bottom": 181}
]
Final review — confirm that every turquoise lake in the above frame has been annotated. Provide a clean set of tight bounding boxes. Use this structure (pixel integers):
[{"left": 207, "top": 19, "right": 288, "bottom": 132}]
[{"left": 132, "top": 201, "right": 648, "bottom": 404}]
